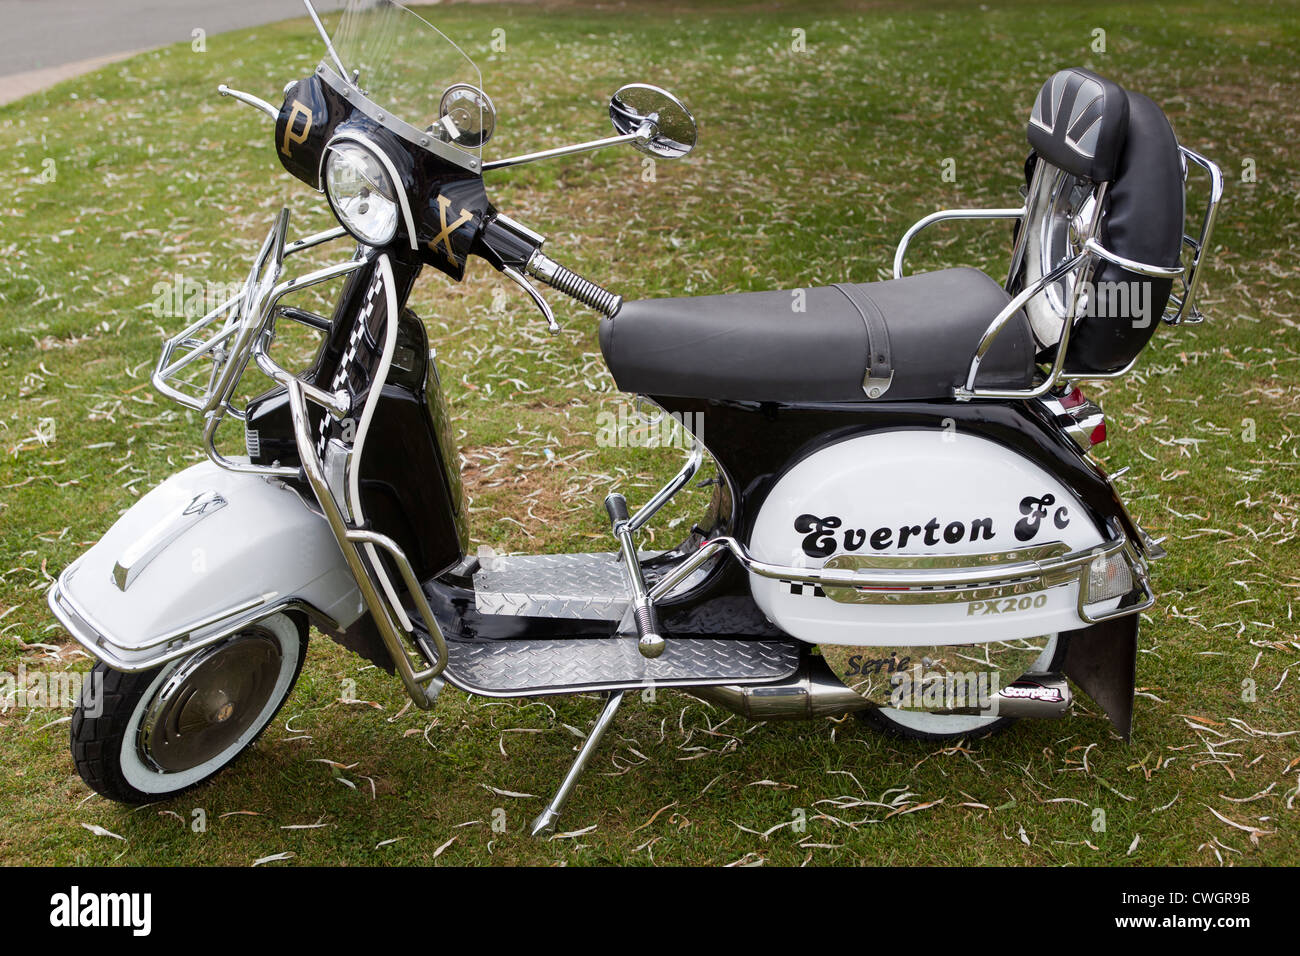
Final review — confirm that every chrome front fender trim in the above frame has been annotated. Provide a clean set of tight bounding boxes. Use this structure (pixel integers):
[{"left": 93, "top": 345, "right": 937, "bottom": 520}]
[{"left": 48, "top": 571, "right": 328, "bottom": 674}]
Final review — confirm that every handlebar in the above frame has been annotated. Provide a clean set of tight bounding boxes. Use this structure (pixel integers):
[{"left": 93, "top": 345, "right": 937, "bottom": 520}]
[
  {"left": 476, "top": 215, "right": 623, "bottom": 323},
  {"left": 218, "top": 84, "right": 279, "bottom": 121},
  {"left": 216, "top": 85, "right": 624, "bottom": 323},
  {"left": 525, "top": 252, "right": 622, "bottom": 318}
]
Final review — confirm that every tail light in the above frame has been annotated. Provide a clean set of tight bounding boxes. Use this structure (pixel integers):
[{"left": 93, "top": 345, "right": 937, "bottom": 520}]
[{"left": 1042, "top": 385, "right": 1106, "bottom": 450}]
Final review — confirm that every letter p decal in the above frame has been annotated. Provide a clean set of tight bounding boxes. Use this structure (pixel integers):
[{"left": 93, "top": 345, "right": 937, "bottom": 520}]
[{"left": 281, "top": 100, "right": 313, "bottom": 157}]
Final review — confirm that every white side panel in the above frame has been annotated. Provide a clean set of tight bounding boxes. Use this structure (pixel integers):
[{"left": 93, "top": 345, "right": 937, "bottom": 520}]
[
  {"left": 56, "top": 459, "right": 364, "bottom": 663},
  {"left": 748, "top": 430, "right": 1109, "bottom": 646}
]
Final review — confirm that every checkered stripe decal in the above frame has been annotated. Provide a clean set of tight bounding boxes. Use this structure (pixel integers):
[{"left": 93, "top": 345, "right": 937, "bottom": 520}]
[
  {"left": 782, "top": 579, "right": 827, "bottom": 598},
  {"left": 316, "top": 270, "right": 386, "bottom": 457}
]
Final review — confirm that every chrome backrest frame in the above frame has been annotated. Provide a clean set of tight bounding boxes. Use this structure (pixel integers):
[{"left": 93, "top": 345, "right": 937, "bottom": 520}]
[
  {"left": 1162, "top": 146, "right": 1224, "bottom": 325},
  {"left": 891, "top": 206, "right": 1027, "bottom": 281},
  {"left": 893, "top": 144, "right": 1222, "bottom": 401}
]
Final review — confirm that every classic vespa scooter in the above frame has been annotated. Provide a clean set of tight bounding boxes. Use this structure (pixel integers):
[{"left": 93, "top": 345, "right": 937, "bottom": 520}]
[{"left": 49, "top": 1, "right": 1221, "bottom": 835}]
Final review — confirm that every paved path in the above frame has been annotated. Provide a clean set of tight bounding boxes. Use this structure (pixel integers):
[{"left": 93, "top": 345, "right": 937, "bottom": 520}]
[{"left": 0, "top": 0, "right": 347, "bottom": 104}]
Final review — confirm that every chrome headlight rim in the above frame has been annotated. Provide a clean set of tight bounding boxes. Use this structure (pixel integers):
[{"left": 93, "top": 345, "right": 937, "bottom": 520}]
[{"left": 321, "top": 135, "right": 411, "bottom": 248}]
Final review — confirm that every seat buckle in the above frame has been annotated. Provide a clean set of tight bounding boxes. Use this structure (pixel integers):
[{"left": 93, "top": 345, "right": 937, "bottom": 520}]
[{"left": 862, "top": 369, "right": 894, "bottom": 400}]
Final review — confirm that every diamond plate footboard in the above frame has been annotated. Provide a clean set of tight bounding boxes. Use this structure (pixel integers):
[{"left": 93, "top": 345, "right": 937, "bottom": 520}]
[
  {"left": 441, "top": 636, "right": 802, "bottom": 697},
  {"left": 473, "top": 552, "right": 636, "bottom": 621}
]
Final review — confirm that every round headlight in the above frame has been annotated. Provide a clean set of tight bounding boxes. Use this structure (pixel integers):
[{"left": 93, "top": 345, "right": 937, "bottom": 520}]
[{"left": 324, "top": 142, "right": 399, "bottom": 246}]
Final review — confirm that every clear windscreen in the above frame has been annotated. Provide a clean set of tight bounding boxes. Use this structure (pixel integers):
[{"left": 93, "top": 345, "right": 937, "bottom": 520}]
[{"left": 326, "top": 0, "right": 486, "bottom": 159}]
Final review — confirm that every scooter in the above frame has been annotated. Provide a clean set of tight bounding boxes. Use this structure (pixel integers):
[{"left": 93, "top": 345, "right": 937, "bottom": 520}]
[{"left": 48, "top": 0, "right": 1222, "bottom": 835}]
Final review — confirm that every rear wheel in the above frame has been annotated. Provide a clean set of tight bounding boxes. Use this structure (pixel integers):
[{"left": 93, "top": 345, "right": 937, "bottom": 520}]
[{"left": 71, "top": 613, "right": 306, "bottom": 803}]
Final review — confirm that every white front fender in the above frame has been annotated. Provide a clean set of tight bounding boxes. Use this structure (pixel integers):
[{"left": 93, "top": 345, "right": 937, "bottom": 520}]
[{"left": 48, "top": 459, "right": 363, "bottom": 671}]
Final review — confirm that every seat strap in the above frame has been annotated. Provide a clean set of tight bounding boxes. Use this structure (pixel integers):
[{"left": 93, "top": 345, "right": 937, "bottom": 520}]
[{"left": 831, "top": 283, "right": 894, "bottom": 399}]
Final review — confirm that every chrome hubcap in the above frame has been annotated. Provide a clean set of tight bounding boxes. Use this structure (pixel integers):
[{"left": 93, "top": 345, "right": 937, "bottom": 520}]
[{"left": 137, "top": 629, "right": 284, "bottom": 774}]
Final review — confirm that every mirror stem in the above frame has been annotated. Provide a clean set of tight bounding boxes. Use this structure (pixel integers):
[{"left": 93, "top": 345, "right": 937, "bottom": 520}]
[{"left": 482, "top": 124, "right": 652, "bottom": 172}]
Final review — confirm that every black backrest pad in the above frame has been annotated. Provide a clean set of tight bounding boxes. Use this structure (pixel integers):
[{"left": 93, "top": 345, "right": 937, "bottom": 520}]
[
  {"left": 1065, "top": 89, "right": 1186, "bottom": 372},
  {"left": 1028, "top": 69, "right": 1128, "bottom": 181}
]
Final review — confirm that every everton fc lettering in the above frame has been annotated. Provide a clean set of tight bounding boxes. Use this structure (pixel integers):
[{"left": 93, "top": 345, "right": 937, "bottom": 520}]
[
  {"left": 1014, "top": 493, "right": 1070, "bottom": 541},
  {"left": 795, "top": 511, "right": 996, "bottom": 558},
  {"left": 795, "top": 491, "right": 1069, "bottom": 558}
]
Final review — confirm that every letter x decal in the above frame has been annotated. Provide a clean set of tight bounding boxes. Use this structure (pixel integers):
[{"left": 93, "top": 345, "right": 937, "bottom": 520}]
[{"left": 429, "top": 195, "right": 474, "bottom": 266}]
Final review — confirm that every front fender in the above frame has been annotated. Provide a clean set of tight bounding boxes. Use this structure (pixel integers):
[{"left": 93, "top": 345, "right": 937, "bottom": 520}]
[{"left": 48, "top": 459, "right": 363, "bottom": 672}]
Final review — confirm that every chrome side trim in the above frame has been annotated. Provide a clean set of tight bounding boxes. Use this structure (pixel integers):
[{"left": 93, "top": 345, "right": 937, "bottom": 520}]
[
  {"left": 648, "top": 533, "right": 1153, "bottom": 627},
  {"left": 828, "top": 541, "right": 1071, "bottom": 569},
  {"left": 824, "top": 542, "right": 1076, "bottom": 603},
  {"left": 48, "top": 570, "right": 317, "bottom": 673}
]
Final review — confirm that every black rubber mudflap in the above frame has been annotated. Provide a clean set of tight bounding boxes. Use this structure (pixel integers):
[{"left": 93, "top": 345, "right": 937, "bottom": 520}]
[{"left": 1061, "top": 616, "right": 1139, "bottom": 740}]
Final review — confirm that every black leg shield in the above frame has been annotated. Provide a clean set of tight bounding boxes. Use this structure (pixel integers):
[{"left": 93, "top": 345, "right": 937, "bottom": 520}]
[{"left": 1060, "top": 615, "right": 1139, "bottom": 740}]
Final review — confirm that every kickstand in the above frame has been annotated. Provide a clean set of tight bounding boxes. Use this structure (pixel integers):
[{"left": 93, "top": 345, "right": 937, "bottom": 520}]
[{"left": 529, "top": 690, "right": 625, "bottom": 837}]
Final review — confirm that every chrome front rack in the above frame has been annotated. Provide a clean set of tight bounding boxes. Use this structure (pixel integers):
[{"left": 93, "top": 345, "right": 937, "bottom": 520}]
[{"left": 152, "top": 210, "right": 354, "bottom": 478}]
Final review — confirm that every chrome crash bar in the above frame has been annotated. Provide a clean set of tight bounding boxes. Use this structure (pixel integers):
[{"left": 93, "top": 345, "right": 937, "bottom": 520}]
[
  {"left": 286, "top": 377, "right": 450, "bottom": 709},
  {"left": 49, "top": 569, "right": 315, "bottom": 674},
  {"left": 649, "top": 533, "right": 1153, "bottom": 626},
  {"left": 150, "top": 211, "right": 448, "bottom": 708}
]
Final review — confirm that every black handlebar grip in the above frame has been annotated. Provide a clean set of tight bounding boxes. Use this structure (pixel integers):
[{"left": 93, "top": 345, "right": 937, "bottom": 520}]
[
  {"left": 605, "top": 493, "right": 630, "bottom": 527},
  {"left": 527, "top": 252, "right": 622, "bottom": 318}
]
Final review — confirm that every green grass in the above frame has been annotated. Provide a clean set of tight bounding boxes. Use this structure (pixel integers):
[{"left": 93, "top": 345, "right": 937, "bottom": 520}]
[{"left": 1, "top": 0, "right": 1297, "bottom": 866}]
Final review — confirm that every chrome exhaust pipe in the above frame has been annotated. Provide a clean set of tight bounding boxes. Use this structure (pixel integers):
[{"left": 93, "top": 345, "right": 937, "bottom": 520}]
[
  {"left": 695, "top": 657, "right": 1071, "bottom": 722},
  {"left": 981, "top": 676, "right": 1071, "bottom": 719},
  {"left": 693, "top": 655, "right": 874, "bottom": 720}
]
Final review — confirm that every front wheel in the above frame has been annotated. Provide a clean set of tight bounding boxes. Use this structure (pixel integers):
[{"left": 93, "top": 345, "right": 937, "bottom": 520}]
[{"left": 71, "top": 613, "right": 307, "bottom": 804}]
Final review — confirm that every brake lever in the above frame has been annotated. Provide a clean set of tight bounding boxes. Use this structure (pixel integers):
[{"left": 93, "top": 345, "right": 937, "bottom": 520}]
[{"left": 502, "top": 265, "right": 560, "bottom": 334}]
